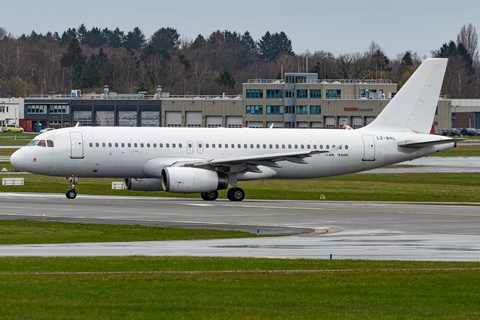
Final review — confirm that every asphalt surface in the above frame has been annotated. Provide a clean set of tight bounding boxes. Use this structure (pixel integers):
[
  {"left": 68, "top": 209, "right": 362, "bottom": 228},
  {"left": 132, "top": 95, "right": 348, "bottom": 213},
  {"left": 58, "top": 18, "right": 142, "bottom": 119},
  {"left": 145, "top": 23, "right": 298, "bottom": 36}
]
[{"left": 0, "top": 193, "right": 479, "bottom": 261}]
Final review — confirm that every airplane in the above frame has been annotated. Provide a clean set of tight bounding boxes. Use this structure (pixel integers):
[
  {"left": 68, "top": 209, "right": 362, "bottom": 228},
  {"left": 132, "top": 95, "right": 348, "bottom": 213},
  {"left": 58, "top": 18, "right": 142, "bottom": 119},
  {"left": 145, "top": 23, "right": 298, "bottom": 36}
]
[{"left": 10, "top": 58, "right": 458, "bottom": 201}]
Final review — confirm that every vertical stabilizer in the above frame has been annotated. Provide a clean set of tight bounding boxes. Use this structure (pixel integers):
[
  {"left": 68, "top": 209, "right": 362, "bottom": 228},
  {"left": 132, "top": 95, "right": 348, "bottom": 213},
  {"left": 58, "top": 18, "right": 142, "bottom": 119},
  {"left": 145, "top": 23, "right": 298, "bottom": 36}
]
[{"left": 361, "top": 58, "right": 448, "bottom": 133}]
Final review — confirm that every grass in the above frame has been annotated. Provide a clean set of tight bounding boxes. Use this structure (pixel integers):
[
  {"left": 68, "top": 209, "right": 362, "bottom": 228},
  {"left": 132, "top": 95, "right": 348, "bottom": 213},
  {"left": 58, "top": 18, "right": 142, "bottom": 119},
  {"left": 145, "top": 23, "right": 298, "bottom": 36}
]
[
  {"left": 3, "top": 171, "right": 480, "bottom": 202},
  {"left": 0, "top": 257, "right": 479, "bottom": 319},
  {"left": 0, "top": 220, "right": 255, "bottom": 245}
]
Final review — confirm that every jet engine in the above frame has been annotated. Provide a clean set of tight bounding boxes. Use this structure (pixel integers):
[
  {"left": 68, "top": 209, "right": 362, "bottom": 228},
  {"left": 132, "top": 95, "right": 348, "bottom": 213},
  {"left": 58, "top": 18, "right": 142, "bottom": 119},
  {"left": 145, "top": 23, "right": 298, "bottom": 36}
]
[
  {"left": 161, "top": 167, "right": 228, "bottom": 193},
  {"left": 124, "top": 178, "right": 164, "bottom": 191}
]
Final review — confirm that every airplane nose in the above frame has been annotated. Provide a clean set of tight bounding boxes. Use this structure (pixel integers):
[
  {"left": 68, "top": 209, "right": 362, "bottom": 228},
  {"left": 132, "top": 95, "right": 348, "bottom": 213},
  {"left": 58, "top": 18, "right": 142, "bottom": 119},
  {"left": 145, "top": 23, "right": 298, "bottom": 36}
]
[{"left": 10, "top": 148, "right": 25, "bottom": 171}]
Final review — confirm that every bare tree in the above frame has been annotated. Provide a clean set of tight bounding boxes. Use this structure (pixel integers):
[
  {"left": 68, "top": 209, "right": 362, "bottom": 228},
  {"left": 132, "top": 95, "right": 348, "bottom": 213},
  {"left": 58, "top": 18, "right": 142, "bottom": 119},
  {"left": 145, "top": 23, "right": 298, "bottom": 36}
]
[
  {"left": 191, "top": 57, "right": 209, "bottom": 95},
  {"left": 457, "top": 23, "right": 479, "bottom": 67}
]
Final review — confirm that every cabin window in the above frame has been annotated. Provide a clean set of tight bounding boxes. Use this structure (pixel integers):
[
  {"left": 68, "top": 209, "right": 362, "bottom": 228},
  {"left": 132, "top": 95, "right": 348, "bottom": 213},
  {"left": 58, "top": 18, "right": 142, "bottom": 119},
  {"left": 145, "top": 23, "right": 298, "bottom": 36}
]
[
  {"left": 231, "top": 144, "right": 234, "bottom": 148},
  {"left": 256, "top": 144, "right": 260, "bottom": 149},
  {"left": 89, "top": 142, "right": 93, "bottom": 147},
  {"left": 166, "top": 143, "right": 169, "bottom": 148},
  {"left": 288, "top": 144, "right": 292, "bottom": 149},
  {"left": 345, "top": 145, "right": 349, "bottom": 150},
  {"left": 179, "top": 143, "right": 182, "bottom": 148},
  {"left": 282, "top": 144, "right": 285, "bottom": 149},
  {"left": 263, "top": 144, "right": 266, "bottom": 149},
  {"left": 172, "top": 143, "right": 176, "bottom": 148},
  {"left": 159, "top": 143, "right": 163, "bottom": 148},
  {"left": 244, "top": 144, "right": 247, "bottom": 148}
]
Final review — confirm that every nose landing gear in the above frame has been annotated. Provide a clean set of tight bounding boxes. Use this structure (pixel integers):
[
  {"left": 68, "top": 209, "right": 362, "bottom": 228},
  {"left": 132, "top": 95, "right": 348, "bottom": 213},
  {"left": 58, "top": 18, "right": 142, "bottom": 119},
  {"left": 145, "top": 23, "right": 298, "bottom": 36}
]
[{"left": 66, "top": 174, "right": 78, "bottom": 199}]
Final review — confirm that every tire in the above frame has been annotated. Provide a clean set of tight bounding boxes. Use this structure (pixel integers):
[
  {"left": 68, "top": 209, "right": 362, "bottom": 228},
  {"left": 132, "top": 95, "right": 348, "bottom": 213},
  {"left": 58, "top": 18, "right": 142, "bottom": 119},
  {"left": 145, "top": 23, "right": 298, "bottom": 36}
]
[
  {"left": 201, "top": 190, "right": 218, "bottom": 201},
  {"left": 66, "top": 189, "right": 77, "bottom": 199},
  {"left": 227, "top": 187, "right": 245, "bottom": 201}
]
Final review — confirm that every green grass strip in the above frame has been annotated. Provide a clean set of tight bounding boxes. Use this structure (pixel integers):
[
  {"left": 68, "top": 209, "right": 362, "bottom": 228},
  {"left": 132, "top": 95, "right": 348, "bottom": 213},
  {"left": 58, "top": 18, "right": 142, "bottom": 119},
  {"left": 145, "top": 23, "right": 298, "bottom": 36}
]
[
  {"left": 0, "top": 257, "right": 479, "bottom": 319},
  {"left": 0, "top": 220, "right": 255, "bottom": 245}
]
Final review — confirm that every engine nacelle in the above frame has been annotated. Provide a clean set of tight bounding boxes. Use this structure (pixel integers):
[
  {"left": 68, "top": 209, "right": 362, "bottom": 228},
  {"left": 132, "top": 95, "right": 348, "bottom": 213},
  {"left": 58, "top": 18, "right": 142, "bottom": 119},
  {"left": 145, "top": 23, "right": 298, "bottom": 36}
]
[
  {"left": 124, "top": 178, "right": 164, "bottom": 191},
  {"left": 161, "top": 167, "right": 228, "bottom": 193}
]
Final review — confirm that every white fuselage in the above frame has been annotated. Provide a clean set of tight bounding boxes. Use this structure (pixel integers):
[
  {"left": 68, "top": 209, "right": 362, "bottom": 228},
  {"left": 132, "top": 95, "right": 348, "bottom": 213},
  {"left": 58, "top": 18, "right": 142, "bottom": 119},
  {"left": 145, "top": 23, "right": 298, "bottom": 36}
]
[{"left": 11, "top": 126, "right": 455, "bottom": 180}]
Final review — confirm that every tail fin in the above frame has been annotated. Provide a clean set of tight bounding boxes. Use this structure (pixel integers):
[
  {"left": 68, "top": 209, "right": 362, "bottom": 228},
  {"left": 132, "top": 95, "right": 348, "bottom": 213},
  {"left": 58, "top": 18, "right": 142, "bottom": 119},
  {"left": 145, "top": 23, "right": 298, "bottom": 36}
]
[{"left": 362, "top": 58, "right": 448, "bottom": 133}]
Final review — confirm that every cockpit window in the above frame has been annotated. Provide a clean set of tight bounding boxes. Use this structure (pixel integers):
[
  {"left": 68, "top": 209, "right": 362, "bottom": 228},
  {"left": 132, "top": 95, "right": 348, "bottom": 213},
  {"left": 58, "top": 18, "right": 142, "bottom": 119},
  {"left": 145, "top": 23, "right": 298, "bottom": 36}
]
[
  {"left": 27, "top": 139, "right": 39, "bottom": 146},
  {"left": 27, "top": 139, "right": 54, "bottom": 147}
]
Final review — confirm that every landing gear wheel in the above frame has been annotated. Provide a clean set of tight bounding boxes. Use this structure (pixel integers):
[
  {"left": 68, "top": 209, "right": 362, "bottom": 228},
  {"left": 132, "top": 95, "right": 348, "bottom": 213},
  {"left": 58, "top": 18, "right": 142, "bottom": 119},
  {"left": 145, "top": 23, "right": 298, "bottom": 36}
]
[
  {"left": 227, "top": 187, "right": 245, "bottom": 201},
  {"left": 201, "top": 190, "right": 218, "bottom": 201},
  {"left": 66, "top": 174, "right": 78, "bottom": 199},
  {"left": 66, "top": 189, "right": 77, "bottom": 199}
]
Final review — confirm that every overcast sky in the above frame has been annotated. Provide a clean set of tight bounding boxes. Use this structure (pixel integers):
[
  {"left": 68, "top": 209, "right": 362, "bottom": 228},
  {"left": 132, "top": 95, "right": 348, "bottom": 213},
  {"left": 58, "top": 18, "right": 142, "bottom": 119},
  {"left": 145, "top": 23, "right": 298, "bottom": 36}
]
[{"left": 2, "top": 0, "right": 479, "bottom": 59}]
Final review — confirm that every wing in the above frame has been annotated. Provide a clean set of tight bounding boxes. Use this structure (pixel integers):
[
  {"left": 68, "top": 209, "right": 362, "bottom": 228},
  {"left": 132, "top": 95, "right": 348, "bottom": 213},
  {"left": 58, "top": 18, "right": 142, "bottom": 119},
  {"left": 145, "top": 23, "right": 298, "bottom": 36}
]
[{"left": 174, "top": 150, "right": 329, "bottom": 173}]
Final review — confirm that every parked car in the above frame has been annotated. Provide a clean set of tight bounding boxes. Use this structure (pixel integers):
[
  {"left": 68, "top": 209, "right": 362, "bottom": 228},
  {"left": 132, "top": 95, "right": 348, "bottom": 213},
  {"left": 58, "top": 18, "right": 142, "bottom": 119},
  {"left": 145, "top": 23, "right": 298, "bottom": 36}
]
[
  {"left": 461, "top": 128, "right": 478, "bottom": 136},
  {"left": 39, "top": 128, "right": 55, "bottom": 133},
  {"left": 2, "top": 124, "right": 24, "bottom": 133}
]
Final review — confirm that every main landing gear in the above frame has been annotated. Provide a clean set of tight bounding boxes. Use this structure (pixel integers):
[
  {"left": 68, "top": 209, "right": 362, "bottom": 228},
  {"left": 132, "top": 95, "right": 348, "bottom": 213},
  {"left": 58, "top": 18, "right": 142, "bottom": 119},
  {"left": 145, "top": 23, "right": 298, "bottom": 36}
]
[
  {"left": 66, "top": 174, "right": 78, "bottom": 199},
  {"left": 201, "top": 187, "right": 245, "bottom": 201},
  {"left": 227, "top": 187, "right": 245, "bottom": 201}
]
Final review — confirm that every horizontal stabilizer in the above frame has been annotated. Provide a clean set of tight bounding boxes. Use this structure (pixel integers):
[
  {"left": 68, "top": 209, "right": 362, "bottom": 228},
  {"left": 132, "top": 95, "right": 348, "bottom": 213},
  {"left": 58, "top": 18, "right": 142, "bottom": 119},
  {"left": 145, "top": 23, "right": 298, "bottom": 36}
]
[{"left": 398, "top": 138, "right": 462, "bottom": 148}]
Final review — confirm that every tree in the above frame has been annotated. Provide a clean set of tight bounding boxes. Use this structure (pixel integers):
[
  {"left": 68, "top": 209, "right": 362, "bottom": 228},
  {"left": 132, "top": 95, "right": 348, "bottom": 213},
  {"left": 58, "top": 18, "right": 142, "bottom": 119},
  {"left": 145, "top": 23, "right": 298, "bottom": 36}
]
[
  {"left": 457, "top": 23, "right": 479, "bottom": 67},
  {"left": 214, "top": 68, "right": 235, "bottom": 94},
  {"left": 124, "top": 27, "right": 146, "bottom": 51},
  {"left": 191, "top": 34, "right": 206, "bottom": 50},
  {"left": 107, "top": 27, "right": 125, "bottom": 49},
  {"left": 81, "top": 54, "right": 101, "bottom": 88},
  {"left": 0, "top": 76, "right": 35, "bottom": 97},
  {"left": 60, "top": 37, "right": 86, "bottom": 87},
  {"left": 258, "top": 31, "right": 294, "bottom": 62},
  {"left": 150, "top": 27, "right": 180, "bottom": 53},
  {"left": 82, "top": 27, "right": 107, "bottom": 47}
]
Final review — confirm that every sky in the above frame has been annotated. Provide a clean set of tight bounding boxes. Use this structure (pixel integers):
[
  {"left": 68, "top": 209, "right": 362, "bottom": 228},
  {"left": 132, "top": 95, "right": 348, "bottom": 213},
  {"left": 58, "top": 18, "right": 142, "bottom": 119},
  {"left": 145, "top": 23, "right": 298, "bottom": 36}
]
[{"left": 2, "top": 0, "right": 480, "bottom": 60}]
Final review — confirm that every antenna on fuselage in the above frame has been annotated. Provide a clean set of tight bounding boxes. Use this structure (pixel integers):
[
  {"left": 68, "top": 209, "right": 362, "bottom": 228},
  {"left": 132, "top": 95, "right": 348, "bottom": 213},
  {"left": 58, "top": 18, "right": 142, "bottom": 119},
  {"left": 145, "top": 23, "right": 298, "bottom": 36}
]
[{"left": 75, "top": 122, "right": 80, "bottom": 127}]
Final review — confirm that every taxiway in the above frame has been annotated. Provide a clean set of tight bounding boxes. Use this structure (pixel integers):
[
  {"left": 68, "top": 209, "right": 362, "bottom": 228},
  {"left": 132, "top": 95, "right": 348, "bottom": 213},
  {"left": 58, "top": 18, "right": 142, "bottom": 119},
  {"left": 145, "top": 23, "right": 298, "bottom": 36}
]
[{"left": 0, "top": 193, "right": 479, "bottom": 261}]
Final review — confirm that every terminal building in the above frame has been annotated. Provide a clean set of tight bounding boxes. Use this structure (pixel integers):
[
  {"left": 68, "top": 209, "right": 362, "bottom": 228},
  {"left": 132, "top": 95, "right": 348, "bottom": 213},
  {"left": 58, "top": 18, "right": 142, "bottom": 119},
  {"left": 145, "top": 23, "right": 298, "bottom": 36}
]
[{"left": 15, "top": 72, "right": 453, "bottom": 131}]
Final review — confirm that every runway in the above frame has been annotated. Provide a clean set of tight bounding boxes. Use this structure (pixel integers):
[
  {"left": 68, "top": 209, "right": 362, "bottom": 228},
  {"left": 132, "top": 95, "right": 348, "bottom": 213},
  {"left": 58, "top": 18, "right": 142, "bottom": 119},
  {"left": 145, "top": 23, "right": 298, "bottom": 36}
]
[{"left": 1, "top": 193, "right": 480, "bottom": 261}]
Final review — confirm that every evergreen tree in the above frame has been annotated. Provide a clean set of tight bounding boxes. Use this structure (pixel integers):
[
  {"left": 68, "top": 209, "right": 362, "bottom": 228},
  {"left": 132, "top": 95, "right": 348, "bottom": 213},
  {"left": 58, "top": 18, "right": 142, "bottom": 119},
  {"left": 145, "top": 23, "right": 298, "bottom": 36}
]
[
  {"left": 124, "top": 27, "right": 146, "bottom": 51},
  {"left": 150, "top": 27, "right": 180, "bottom": 53},
  {"left": 107, "top": 27, "right": 125, "bottom": 48},
  {"left": 214, "top": 68, "right": 235, "bottom": 94},
  {"left": 191, "top": 34, "right": 206, "bottom": 50},
  {"left": 258, "top": 31, "right": 294, "bottom": 62},
  {"left": 60, "top": 37, "right": 86, "bottom": 87},
  {"left": 81, "top": 54, "right": 101, "bottom": 88}
]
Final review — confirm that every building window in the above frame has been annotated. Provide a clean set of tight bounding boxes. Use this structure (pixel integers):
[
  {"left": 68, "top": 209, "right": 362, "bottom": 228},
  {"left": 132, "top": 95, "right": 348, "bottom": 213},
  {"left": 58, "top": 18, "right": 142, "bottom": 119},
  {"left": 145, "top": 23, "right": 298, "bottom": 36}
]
[
  {"left": 310, "top": 89, "right": 321, "bottom": 98},
  {"left": 297, "top": 90, "right": 307, "bottom": 98},
  {"left": 266, "top": 90, "right": 283, "bottom": 98},
  {"left": 49, "top": 105, "right": 69, "bottom": 114},
  {"left": 27, "top": 105, "right": 48, "bottom": 114},
  {"left": 310, "top": 106, "right": 321, "bottom": 114},
  {"left": 296, "top": 106, "right": 308, "bottom": 114},
  {"left": 246, "top": 105, "right": 263, "bottom": 114},
  {"left": 326, "top": 89, "right": 341, "bottom": 99},
  {"left": 284, "top": 90, "right": 294, "bottom": 98},
  {"left": 246, "top": 89, "right": 263, "bottom": 98},
  {"left": 266, "top": 105, "right": 283, "bottom": 114},
  {"left": 284, "top": 106, "right": 295, "bottom": 114}
]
